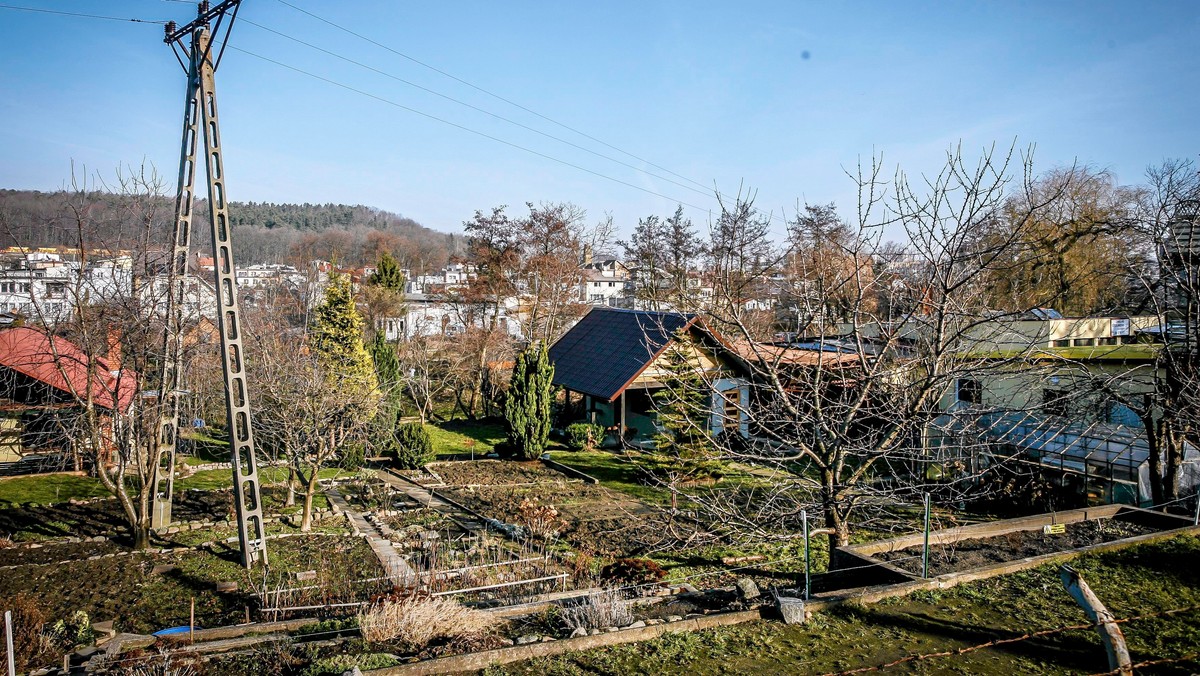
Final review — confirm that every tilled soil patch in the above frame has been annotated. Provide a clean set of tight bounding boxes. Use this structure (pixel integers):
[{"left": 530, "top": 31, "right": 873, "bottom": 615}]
[
  {"left": 431, "top": 460, "right": 567, "bottom": 487},
  {"left": 0, "top": 535, "right": 384, "bottom": 634},
  {"left": 0, "top": 487, "right": 303, "bottom": 543},
  {"left": 874, "top": 519, "right": 1159, "bottom": 576},
  {"left": 0, "top": 538, "right": 126, "bottom": 567},
  {"left": 441, "top": 483, "right": 689, "bottom": 557}
]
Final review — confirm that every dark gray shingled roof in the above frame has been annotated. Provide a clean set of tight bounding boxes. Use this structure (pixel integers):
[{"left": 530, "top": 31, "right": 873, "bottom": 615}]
[{"left": 549, "top": 307, "right": 697, "bottom": 402}]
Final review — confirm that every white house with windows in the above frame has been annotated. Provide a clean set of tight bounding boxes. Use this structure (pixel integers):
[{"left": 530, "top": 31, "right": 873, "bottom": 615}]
[{"left": 375, "top": 293, "right": 524, "bottom": 342}]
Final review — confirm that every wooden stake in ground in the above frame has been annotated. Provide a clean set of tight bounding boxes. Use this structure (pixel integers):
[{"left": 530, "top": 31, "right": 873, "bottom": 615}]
[{"left": 1059, "top": 565, "right": 1132, "bottom": 674}]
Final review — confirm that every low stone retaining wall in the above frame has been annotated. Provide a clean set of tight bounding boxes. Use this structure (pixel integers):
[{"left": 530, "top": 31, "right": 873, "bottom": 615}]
[
  {"left": 153, "top": 508, "right": 337, "bottom": 536},
  {"left": 0, "top": 530, "right": 359, "bottom": 571}
]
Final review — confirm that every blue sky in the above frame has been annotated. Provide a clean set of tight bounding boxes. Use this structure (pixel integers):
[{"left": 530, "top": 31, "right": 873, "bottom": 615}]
[{"left": 0, "top": 1, "right": 1196, "bottom": 240}]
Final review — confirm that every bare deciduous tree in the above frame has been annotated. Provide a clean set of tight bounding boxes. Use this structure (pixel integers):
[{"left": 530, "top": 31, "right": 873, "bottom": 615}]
[{"left": 667, "top": 144, "right": 1084, "bottom": 554}]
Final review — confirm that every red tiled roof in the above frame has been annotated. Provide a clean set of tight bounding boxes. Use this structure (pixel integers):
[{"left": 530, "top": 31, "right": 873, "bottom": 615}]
[{"left": 0, "top": 327, "right": 136, "bottom": 412}]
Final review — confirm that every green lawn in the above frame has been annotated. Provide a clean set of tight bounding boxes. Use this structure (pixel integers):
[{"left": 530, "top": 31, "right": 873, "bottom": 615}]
[
  {"left": 427, "top": 419, "right": 507, "bottom": 458},
  {"left": 0, "top": 473, "right": 110, "bottom": 507},
  {"left": 180, "top": 430, "right": 231, "bottom": 463},
  {"left": 0, "top": 466, "right": 350, "bottom": 510},
  {"left": 174, "top": 466, "right": 350, "bottom": 492},
  {"left": 547, "top": 450, "right": 673, "bottom": 505},
  {"left": 490, "top": 535, "right": 1200, "bottom": 675}
]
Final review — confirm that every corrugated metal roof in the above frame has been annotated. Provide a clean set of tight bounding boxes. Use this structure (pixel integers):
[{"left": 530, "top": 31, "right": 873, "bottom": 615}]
[
  {"left": 0, "top": 327, "right": 136, "bottom": 412},
  {"left": 548, "top": 307, "right": 696, "bottom": 401}
]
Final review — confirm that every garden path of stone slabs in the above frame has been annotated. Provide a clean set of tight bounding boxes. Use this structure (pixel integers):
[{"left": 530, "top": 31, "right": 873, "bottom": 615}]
[{"left": 325, "top": 486, "right": 417, "bottom": 586}]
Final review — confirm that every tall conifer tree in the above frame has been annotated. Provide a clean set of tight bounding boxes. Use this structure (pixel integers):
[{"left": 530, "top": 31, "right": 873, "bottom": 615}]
[
  {"left": 504, "top": 342, "right": 555, "bottom": 459},
  {"left": 311, "top": 272, "right": 378, "bottom": 394}
]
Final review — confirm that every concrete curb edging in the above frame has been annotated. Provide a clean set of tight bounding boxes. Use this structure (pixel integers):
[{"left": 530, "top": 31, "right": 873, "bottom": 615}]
[
  {"left": 356, "top": 522, "right": 1200, "bottom": 676},
  {"left": 821, "top": 523, "right": 1200, "bottom": 605},
  {"left": 361, "top": 608, "right": 771, "bottom": 676},
  {"left": 540, "top": 458, "right": 599, "bottom": 484}
]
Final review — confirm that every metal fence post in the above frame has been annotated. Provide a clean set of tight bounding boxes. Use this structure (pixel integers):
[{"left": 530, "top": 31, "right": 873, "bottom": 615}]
[
  {"left": 5, "top": 609, "right": 15, "bottom": 676},
  {"left": 922, "top": 493, "right": 931, "bottom": 579},
  {"left": 802, "top": 509, "right": 810, "bottom": 600}
]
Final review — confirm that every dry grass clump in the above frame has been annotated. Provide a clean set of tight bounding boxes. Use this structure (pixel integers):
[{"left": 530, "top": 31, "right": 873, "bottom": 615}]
[
  {"left": 7, "top": 593, "right": 57, "bottom": 674},
  {"left": 561, "top": 587, "right": 634, "bottom": 631},
  {"left": 357, "top": 595, "right": 497, "bottom": 652}
]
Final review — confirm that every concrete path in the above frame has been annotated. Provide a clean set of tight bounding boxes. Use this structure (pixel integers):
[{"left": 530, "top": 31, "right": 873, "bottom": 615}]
[
  {"left": 375, "top": 468, "right": 488, "bottom": 534},
  {"left": 325, "top": 485, "right": 418, "bottom": 586}
]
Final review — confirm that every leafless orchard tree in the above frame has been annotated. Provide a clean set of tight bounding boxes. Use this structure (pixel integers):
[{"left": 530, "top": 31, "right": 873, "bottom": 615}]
[
  {"left": 394, "top": 334, "right": 468, "bottom": 424},
  {"left": 249, "top": 326, "right": 380, "bottom": 531},
  {"left": 654, "top": 144, "right": 1100, "bottom": 555},
  {"left": 1096, "top": 159, "right": 1200, "bottom": 505},
  {"left": 0, "top": 166, "right": 205, "bottom": 548}
]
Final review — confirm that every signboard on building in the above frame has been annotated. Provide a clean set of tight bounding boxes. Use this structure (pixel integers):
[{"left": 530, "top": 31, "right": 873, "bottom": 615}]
[{"left": 1111, "top": 318, "right": 1130, "bottom": 337}]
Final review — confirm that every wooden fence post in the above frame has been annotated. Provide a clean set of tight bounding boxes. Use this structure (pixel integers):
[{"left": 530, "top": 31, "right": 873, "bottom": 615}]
[{"left": 1059, "top": 565, "right": 1132, "bottom": 674}]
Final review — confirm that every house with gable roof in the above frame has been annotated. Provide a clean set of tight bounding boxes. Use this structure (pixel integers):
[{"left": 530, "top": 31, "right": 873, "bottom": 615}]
[{"left": 548, "top": 307, "right": 751, "bottom": 447}]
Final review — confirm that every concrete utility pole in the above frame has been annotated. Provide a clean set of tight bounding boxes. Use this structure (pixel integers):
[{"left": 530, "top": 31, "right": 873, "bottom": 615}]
[{"left": 151, "top": 0, "right": 268, "bottom": 568}]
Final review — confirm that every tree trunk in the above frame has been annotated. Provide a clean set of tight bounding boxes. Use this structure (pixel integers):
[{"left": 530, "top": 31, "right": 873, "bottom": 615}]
[
  {"left": 1143, "top": 397, "right": 1165, "bottom": 506},
  {"left": 820, "top": 469, "right": 850, "bottom": 561},
  {"left": 1164, "top": 425, "right": 1183, "bottom": 503},
  {"left": 285, "top": 466, "right": 296, "bottom": 507},
  {"left": 301, "top": 474, "right": 321, "bottom": 532},
  {"left": 132, "top": 524, "right": 151, "bottom": 550}
]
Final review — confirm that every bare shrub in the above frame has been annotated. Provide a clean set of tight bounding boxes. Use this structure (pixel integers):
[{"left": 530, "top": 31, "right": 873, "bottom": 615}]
[
  {"left": 357, "top": 595, "right": 496, "bottom": 652},
  {"left": 516, "top": 497, "right": 567, "bottom": 540},
  {"left": 561, "top": 587, "right": 634, "bottom": 631}
]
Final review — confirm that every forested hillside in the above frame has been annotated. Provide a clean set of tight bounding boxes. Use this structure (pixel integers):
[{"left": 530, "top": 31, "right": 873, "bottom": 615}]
[{"left": 0, "top": 189, "right": 463, "bottom": 270}]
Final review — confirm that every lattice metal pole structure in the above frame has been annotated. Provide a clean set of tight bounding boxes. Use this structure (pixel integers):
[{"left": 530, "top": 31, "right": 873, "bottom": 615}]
[
  {"left": 153, "top": 0, "right": 267, "bottom": 567},
  {"left": 149, "top": 8, "right": 203, "bottom": 532}
]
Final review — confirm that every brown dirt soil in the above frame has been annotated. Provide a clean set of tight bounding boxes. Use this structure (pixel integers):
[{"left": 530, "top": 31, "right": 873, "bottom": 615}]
[
  {"left": 440, "top": 481, "right": 685, "bottom": 557},
  {"left": 0, "top": 538, "right": 125, "bottom": 567},
  {"left": 874, "top": 519, "right": 1159, "bottom": 576},
  {"left": 0, "top": 487, "right": 300, "bottom": 544},
  {"left": 0, "top": 535, "right": 385, "bottom": 634},
  {"left": 431, "top": 460, "right": 565, "bottom": 487}
]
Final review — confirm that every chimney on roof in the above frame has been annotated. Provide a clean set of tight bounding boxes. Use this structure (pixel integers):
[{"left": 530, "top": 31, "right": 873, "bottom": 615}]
[
  {"left": 581, "top": 244, "right": 593, "bottom": 266},
  {"left": 106, "top": 325, "right": 122, "bottom": 372}
]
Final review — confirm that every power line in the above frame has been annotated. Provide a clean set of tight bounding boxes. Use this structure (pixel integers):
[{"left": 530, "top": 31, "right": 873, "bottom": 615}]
[
  {"left": 271, "top": 0, "right": 716, "bottom": 196},
  {"left": 0, "top": 4, "right": 167, "bottom": 24},
  {"left": 238, "top": 17, "right": 717, "bottom": 201},
  {"left": 227, "top": 45, "right": 718, "bottom": 220}
]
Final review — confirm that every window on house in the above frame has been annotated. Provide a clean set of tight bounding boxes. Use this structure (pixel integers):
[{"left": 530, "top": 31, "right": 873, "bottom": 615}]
[
  {"left": 608, "top": 282, "right": 615, "bottom": 287},
  {"left": 956, "top": 378, "right": 981, "bottom": 405},
  {"left": 1098, "top": 337, "right": 1118, "bottom": 346},
  {"left": 1072, "top": 338, "right": 1095, "bottom": 347},
  {"left": 1043, "top": 389, "right": 1069, "bottom": 417},
  {"left": 723, "top": 389, "right": 740, "bottom": 424},
  {"left": 1051, "top": 339, "right": 1071, "bottom": 347}
]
